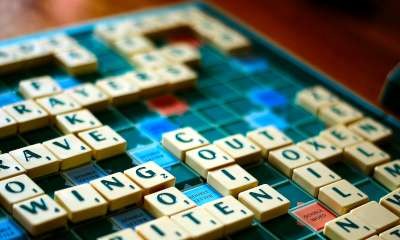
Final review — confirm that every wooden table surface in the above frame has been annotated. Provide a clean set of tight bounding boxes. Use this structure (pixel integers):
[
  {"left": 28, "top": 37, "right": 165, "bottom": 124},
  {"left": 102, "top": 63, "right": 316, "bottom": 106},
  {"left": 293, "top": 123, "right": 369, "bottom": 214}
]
[{"left": 1, "top": 0, "right": 399, "bottom": 117}]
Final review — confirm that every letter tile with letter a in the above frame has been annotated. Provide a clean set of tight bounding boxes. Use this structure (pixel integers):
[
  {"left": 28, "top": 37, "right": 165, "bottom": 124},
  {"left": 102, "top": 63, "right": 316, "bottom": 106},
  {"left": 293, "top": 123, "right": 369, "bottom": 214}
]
[{"left": 143, "top": 187, "right": 196, "bottom": 217}]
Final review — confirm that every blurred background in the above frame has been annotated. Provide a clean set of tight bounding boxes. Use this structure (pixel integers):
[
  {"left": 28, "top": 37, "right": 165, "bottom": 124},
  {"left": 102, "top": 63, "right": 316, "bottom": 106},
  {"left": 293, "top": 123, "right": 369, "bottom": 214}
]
[{"left": 0, "top": 0, "right": 399, "bottom": 114}]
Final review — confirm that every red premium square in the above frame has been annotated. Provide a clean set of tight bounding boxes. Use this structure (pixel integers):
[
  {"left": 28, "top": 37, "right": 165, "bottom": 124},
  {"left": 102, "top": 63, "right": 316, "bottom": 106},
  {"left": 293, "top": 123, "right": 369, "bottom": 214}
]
[
  {"left": 293, "top": 202, "right": 336, "bottom": 231},
  {"left": 147, "top": 95, "right": 188, "bottom": 116}
]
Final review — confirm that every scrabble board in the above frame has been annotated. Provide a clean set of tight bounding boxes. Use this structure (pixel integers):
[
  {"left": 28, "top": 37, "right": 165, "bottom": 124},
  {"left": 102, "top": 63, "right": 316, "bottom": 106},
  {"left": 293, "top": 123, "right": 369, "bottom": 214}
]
[{"left": 0, "top": 2, "right": 399, "bottom": 240}]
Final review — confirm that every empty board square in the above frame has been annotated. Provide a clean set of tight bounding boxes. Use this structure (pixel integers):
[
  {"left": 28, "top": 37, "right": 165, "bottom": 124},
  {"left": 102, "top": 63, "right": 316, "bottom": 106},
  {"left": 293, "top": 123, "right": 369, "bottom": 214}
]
[
  {"left": 128, "top": 143, "right": 179, "bottom": 167},
  {"left": 230, "top": 225, "right": 276, "bottom": 240},
  {"left": 166, "top": 163, "right": 202, "bottom": 190},
  {"left": 284, "top": 128, "right": 308, "bottom": 142},
  {"left": 221, "top": 120, "right": 252, "bottom": 135},
  {"left": 246, "top": 110, "right": 288, "bottom": 129},
  {"left": 94, "top": 108, "right": 132, "bottom": 131},
  {"left": 63, "top": 164, "right": 107, "bottom": 185},
  {"left": 230, "top": 77, "right": 262, "bottom": 92},
  {"left": 118, "top": 127, "right": 152, "bottom": 149},
  {"left": 184, "top": 184, "right": 222, "bottom": 205},
  {"left": 249, "top": 88, "right": 287, "bottom": 108},
  {"left": 0, "top": 91, "right": 22, "bottom": 107},
  {"left": 170, "top": 111, "right": 210, "bottom": 131},
  {"left": 201, "top": 83, "right": 239, "bottom": 100},
  {"left": 0, "top": 136, "right": 27, "bottom": 153},
  {"left": 225, "top": 97, "right": 261, "bottom": 116},
  {"left": 198, "top": 104, "right": 237, "bottom": 124},
  {"left": 53, "top": 74, "right": 81, "bottom": 89},
  {"left": 230, "top": 55, "right": 269, "bottom": 74},
  {"left": 73, "top": 218, "right": 118, "bottom": 240},
  {"left": 176, "top": 89, "right": 211, "bottom": 108},
  {"left": 245, "top": 163, "right": 287, "bottom": 186},
  {"left": 138, "top": 117, "right": 178, "bottom": 141},
  {"left": 262, "top": 214, "right": 313, "bottom": 240},
  {"left": 329, "top": 162, "right": 366, "bottom": 183},
  {"left": 41, "top": 230, "right": 79, "bottom": 240},
  {"left": 21, "top": 127, "right": 61, "bottom": 144},
  {"left": 111, "top": 206, "right": 153, "bottom": 229},
  {"left": 118, "top": 102, "right": 157, "bottom": 122},
  {"left": 97, "top": 153, "right": 135, "bottom": 174},
  {"left": 274, "top": 181, "right": 314, "bottom": 209},
  {"left": 296, "top": 118, "right": 326, "bottom": 137},
  {"left": 0, "top": 218, "right": 26, "bottom": 240},
  {"left": 274, "top": 104, "right": 313, "bottom": 123},
  {"left": 356, "top": 179, "right": 389, "bottom": 201},
  {"left": 200, "top": 128, "right": 227, "bottom": 142},
  {"left": 36, "top": 174, "right": 72, "bottom": 197}
]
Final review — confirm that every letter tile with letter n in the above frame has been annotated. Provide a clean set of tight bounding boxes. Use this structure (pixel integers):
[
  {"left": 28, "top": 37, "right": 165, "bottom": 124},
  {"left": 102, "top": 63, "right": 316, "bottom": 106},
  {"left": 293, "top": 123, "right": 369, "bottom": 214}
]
[
  {"left": 170, "top": 206, "right": 224, "bottom": 240},
  {"left": 374, "top": 159, "right": 400, "bottom": 191},
  {"left": 90, "top": 172, "right": 142, "bottom": 211},
  {"left": 379, "top": 188, "right": 400, "bottom": 216},
  {"left": 3, "top": 100, "right": 49, "bottom": 133},
  {"left": 318, "top": 179, "right": 368, "bottom": 215},
  {"left": 238, "top": 184, "right": 290, "bottom": 222},
  {"left": 54, "top": 183, "right": 108, "bottom": 223},
  {"left": 207, "top": 164, "right": 258, "bottom": 197},
  {"left": 292, "top": 161, "right": 341, "bottom": 196},
  {"left": 13, "top": 194, "right": 67, "bottom": 236},
  {"left": 349, "top": 117, "right": 392, "bottom": 143},
  {"left": 203, "top": 195, "right": 254, "bottom": 234},
  {"left": 0, "top": 174, "right": 44, "bottom": 212},
  {"left": 66, "top": 83, "right": 110, "bottom": 111},
  {"left": 344, "top": 141, "right": 390, "bottom": 174},
  {"left": 78, "top": 125, "right": 127, "bottom": 161},
  {"left": 185, "top": 144, "right": 235, "bottom": 178},
  {"left": 55, "top": 109, "right": 102, "bottom": 134},
  {"left": 0, "top": 109, "right": 17, "bottom": 138},
  {"left": 323, "top": 212, "right": 376, "bottom": 240},
  {"left": 143, "top": 187, "right": 196, "bottom": 217},
  {"left": 320, "top": 125, "right": 363, "bottom": 149},
  {"left": 247, "top": 125, "right": 292, "bottom": 157},
  {"left": 9, "top": 144, "right": 60, "bottom": 178},
  {"left": 268, "top": 145, "right": 316, "bottom": 177},
  {"left": 124, "top": 161, "right": 175, "bottom": 194},
  {"left": 98, "top": 228, "right": 143, "bottom": 240},
  {"left": 214, "top": 134, "right": 262, "bottom": 165},
  {"left": 43, "top": 134, "right": 92, "bottom": 170},
  {"left": 36, "top": 93, "right": 81, "bottom": 119},
  {"left": 0, "top": 153, "right": 25, "bottom": 180},
  {"left": 136, "top": 216, "right": 190, "bottom": 240},
  {"left": 298, "top": 136, "right": 342, "bottom": 164},
  {"left": 162, "top": 127, "right": 209, "bottom": 160}
]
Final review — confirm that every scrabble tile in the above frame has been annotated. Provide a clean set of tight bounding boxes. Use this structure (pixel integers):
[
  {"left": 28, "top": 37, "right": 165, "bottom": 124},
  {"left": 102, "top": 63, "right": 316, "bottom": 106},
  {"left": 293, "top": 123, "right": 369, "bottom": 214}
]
[
  {"left": 78, "top": 125, "right": 126, "bottom": 161},
  {"left": 9, "top": 144, "right": 60, "bottom": 178},
  {"left": 36, "top": 93, "right": 81, "bottom": 119},
  {"left": 203, "top": 195, "right": 254, "bottom": 234},
  {"left": 162, "top": 127, "right": 209, "bottom": 160},
  {"left": 0, "top": 47, "right": 19, "bottom": 73},
  {"left": 124, "top": 161, "right": 175, "bottom": 194},
  {"left": 55, "top": 109, "right": 102, "bottom": 134},
  {"left": 293, "top": 162, "right": 341, "bottom": 196},
  {"left": 55, "top": 46, "right": 97, "bottom": 75},
  {"left": 98, "top": 228, "right": 143, "bottom": 240},
  {"left": 379, "top": 225, "right": 400, "bottom": 240},
  {"left": 380, "top": 188, "right": 400, "bottom": 216},
  {"left": 210, "top": 29, "right": 250, "bottom": 54},
  {"left": 214, "top": 134, "right": 262, "bottom": 165},
  {"left": 157, "top": 64, "right": 198, "bottom": 91},
  {"left": 367, "top": 235, "right": 381, "bottom": 240},
  {"left": 351, "top": 201, "right": 399, "bottom": 232},
  {"left": 344, "top": 141, "right": 390, "bottom": 174},
  {"left": 90, "top": 172, "right": 142, "bottom": 211},
  {"left": 0, "top": 109, "right": 17, "bottom": 138},
  {"left": 319, "top": 101, "right": 364, "bottom": 126},
  {"left": 207, "top": 164, "right": 258, "bottom": 197},
  {"left": 66, "top": 83, "right": 110, "bottom": 111},
  {"left": 19, "top": 76, "right": 62, "bottom": 99},
  {"left": 268, "top": 144, "right": 316, "bottom": 177},
  {"left": 43, "top": 134, "right": 92, "bottom": 170},
  {"left": 54, "top": 183, "right": 108, "bottom": 223},
  {"left": 14, "top": 40, "right": 52, "bottom": 63},
  {"left": 170, "top": 206, "right": 224, "bottom": 240},
  {"left": 95, "top": 22, "right": 133, "bottom": 43},
  {"left": 136, "top": 216, "right": 190, "bottom": 240},
  {"left": 298, "top": 136, "right": 342, "bottom": 164},
  {"left": 124, "top": 70, "right": 167, "bottom": 97},
  {"left": 320, "top": 125, "right": 364, "bottom": 148},
  {"left": 185, "top": 144, "right": 235, "bottom": 178},
  {"left": 323, "top": 212, "right": 376, "bottom": 240},
  {"left": 349, "top": 118, "right": 392, "bottom": 143},
  {"left": 113, "top": 35, "right": 154, "bottom": 57},
  {"left": 0, "top": 174, "right": 44, "bottom": 212},
  {"left": 238, "top": 184, "right": 290, "bottom": 222},
  {"left": 96, "top": 75, "right": 140, "bottom": 106},
  {"left": 44, "top": 34, "right": 77, "bottom": 51},
  {"left": 318, "top": 179, "right": 369, "bottom": 215},
  {"left": 3, "top": 100, "right": 49, "bottom": 133},
  {"left": 131, "top": 51, "right": 168, "bottom": 70},
  {"left": 161, "top": 43, "right": 200, "bottom": 67},
  {"left": 144, "top": 187, "right": 196, "bottom": 217},
  {"left": 374, "top": 160, "right": 400, "bottom": 191},
  {"left": 247, "top": 125, "right": 292, "bottom": 156},
  {"left": 296, "top": 86, "right": 339, "bottom": 114},
  {"left": 0, "top": 153, "right": 25, "bottom": 180},
  {"left": 12, "top": 194, "right": 67, "bottom": 236}
]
